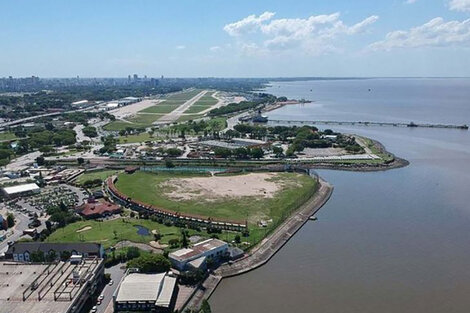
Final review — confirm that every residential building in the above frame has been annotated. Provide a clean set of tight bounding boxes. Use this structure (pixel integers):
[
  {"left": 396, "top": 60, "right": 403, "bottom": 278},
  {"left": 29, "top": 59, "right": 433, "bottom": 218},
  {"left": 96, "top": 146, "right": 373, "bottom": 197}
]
[{"left": 5, "top": 242, "right": 105, "bottom": 262}]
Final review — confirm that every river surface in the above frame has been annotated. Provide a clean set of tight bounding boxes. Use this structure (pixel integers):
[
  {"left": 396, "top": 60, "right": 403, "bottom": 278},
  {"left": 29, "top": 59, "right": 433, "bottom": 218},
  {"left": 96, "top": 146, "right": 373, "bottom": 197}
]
[{"left": 211, "top": 79, "right": 470, "bottom": 313}]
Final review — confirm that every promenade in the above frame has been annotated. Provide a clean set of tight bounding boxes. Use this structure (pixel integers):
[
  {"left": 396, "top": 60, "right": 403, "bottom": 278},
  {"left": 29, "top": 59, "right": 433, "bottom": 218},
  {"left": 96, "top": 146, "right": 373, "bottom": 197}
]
[{"left": 184, "top": 176, "right": 334, "bottom": 311}]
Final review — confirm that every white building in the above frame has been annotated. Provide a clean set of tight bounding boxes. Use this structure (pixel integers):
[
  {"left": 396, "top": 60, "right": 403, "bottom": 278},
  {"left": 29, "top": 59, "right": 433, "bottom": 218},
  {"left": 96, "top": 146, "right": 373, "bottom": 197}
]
[
  {"left": 2, "top": 183, "right": 40, "bottom": 198},
  {"left": 168, "top": 238, "right": 228, "bottom": 271},
  {"left": 114, "top": 270, "right": 177, "bottom": 312}
]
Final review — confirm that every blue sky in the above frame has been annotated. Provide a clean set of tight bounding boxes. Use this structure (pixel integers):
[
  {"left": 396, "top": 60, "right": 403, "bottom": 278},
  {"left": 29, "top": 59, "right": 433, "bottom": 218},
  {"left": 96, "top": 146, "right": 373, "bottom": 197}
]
[{"left": 1, "top": 0, "right": 470, "bottom": 77}]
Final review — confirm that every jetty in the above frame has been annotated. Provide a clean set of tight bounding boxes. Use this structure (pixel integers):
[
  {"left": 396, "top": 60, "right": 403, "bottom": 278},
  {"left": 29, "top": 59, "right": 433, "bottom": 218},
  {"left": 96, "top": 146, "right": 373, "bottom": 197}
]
[{"left": 268, "top": 119, "right": 469, "bottom": 130}]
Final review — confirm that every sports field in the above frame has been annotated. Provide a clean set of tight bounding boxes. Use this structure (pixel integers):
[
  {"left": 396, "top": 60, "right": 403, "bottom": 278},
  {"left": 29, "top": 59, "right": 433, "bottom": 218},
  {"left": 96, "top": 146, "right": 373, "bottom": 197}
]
[{"left": 114, "top": 171, "right": 317, "bottom": 225}]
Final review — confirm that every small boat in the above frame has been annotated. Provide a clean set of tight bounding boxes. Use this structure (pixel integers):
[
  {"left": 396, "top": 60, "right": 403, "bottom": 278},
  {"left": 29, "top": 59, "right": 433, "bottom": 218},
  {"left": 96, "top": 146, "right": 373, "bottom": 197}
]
[{"left": 309, "top": 216, "right": 318, "bottom": 221}]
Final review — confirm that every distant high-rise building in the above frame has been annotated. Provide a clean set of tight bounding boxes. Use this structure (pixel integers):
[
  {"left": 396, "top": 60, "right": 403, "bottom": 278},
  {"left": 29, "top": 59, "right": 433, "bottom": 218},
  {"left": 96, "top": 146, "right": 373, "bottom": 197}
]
[
  {"left": 133, "top": 74, "right": 138, "bottom": 81},
  {"left": 128, "top": 75, "right": 131, "bottom": 82}
]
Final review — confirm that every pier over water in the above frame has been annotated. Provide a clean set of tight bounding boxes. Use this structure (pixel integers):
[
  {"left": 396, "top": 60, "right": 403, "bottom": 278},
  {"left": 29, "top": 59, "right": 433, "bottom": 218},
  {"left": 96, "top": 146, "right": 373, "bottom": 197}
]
[{"left": 268, "top": 119, "right": 469, "bottom": 130}]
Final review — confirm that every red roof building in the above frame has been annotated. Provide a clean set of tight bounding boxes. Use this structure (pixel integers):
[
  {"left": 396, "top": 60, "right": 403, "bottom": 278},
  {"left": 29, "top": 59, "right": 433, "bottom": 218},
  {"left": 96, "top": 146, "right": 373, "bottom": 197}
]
[{"left": 77, "top": 201, "right": 121, "bottom": 219}]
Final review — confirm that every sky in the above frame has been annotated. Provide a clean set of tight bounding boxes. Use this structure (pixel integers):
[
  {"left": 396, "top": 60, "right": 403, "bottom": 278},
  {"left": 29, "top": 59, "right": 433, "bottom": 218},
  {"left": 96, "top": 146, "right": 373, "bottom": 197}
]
[{"left": 1, "top": 0, "right": 470, "bottom": 77}]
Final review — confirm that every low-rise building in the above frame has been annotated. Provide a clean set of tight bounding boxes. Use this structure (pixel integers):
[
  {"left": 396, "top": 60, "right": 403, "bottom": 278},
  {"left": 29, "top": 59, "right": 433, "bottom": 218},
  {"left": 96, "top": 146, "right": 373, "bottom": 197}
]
[
  {"left": 168, "top": 238, "right": 228, "bottom": 271},
  {"left": 77, "top": 200, "right": 121, "bottom": 219},
  {"left": 2, "top": 183, "right": 40, "bottom": 198},
  {"left": 0, "top": 257, "right": 104, "bottom": 313},
  {"left": 5, "top": 242, "right": 105, "bottom": 262},
  {"left": 114, "top": 270, "right": 177, "bottom": 312}
]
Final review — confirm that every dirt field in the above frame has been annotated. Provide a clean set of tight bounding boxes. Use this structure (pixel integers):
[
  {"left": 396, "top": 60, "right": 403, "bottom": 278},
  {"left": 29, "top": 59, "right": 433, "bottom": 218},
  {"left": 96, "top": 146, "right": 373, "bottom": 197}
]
[{"left": 161, "top": 173, "right": 282, "bottom": 201}]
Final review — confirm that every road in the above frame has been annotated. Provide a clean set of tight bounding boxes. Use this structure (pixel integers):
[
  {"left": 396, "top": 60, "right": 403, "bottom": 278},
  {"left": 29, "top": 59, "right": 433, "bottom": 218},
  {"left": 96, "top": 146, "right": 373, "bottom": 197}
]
[
  {"left": 97, "top": 263, "right": 127, "bottom": 313},
  {"left": 0, "top": 212, "right": 29, "bottom": 252}
]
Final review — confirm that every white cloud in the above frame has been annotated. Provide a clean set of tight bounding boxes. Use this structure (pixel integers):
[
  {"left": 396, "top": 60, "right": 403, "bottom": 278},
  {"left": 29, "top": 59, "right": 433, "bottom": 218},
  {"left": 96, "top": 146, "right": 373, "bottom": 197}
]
[
  {"left": 175, "top": 45, "right": 186, "bottom": 50},
  {"left": 449, "top": 0, "right": 470, "bottom": 12},
  {"left": 369, "top": 17, "right": 470, "bottom": 50},
  {"left": 223, "top": 11, "right": 275, "bottom": 36},
  {"left": 209, "top": 46, "right": 221, "bottom": 52},
  {"left": 223, "top": 12, "right": 379, "bottom": 55}
]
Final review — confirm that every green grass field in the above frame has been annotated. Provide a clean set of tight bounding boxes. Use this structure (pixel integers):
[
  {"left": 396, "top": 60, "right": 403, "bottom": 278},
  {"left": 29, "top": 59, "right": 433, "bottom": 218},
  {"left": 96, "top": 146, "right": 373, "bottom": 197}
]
[
  {"left": 0, "top": 132, "right": 18, "bottom": 141},
  {"left": 140, "top": 105, "right": 179, "bottom": 114},
  {"left": 76, "top": 170, "right": 121, "bottom": 185},
  {"left": 140, "top": 89, "right": 202, "bottom": 114},
  {"left": 118, "top": 132, "right": 159, "bottom": 144},
  {"left": 103, "top": 120, "right": 137, "bottom": 131},
  {"left": 45, "top": 218, "right": 206, "bottom": 249},
  {"left": 114, "top": 171, "right": 316, "bottom": 224},
  {"left": 182, "top": 92, "right": 218, "bottom": 114},
  {"left": 127, "top": 114, "right": 164, "bottom": 125}
]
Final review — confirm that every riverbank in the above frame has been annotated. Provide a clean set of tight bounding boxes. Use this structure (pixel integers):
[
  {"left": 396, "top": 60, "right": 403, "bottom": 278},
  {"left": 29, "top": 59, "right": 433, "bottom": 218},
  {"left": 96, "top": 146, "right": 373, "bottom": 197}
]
[{"left": 183, "top": 175, "right": 334, "bottom": 311}]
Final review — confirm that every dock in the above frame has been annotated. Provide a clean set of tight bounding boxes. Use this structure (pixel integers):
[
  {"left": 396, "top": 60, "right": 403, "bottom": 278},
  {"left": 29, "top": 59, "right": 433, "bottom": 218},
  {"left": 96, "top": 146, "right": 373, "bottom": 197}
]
[{"left": 268, "top": 119, "right": 469, "bottom": 130}]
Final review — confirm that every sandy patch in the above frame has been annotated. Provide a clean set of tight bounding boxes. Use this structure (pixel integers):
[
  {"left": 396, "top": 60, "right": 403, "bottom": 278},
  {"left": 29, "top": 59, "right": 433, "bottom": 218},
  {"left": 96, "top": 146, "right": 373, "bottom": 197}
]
[
  {"left": 76, "top": 226, "right": 92, "bottom": 233},
  {"left": 161, "top": 173, "right": 282, "bottom": 201}
]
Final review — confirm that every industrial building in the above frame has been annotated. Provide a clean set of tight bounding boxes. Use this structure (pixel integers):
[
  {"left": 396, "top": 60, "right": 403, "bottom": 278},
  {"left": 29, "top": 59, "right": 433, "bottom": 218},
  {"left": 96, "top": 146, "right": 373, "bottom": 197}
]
[
  {"left": 169, "top": 238, "right": 229, "bottom": 271},
  {"left": 5, "top": 242, "right": 105, "bottom": 262},
  {"left": 0, "top": 257, "right": 104, "bottom": 313},
  {"left": 113, "top": 270, "right": 177, "bottom": 312},
  {"left": 2, "top": 183, "right": 40, "bottom": 198}
]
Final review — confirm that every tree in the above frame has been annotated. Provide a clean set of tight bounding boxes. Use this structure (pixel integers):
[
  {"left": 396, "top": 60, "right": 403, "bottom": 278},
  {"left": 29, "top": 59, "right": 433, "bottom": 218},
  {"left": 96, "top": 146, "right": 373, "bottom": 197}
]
[
  {"left": 127, "top": 254, "right": 171, "bottom": 273},
  {"left": 165, "top": 159, "right": 175, "bottom": 168},
  {"left": 234, "top": 235, "right": 241, "bottom": 244},
  {"left": 30, "top": 250, "right": 45, "bottom": 262},
  {"left": 181, "top": 229, "right": 189, "bottom": 248},
  {"left": 36, "top": 155, "right": 45, "bottom": 166},
  {"left": 77, "top": 157, "right": 85, "bottom": 165},
  {"left": 249, "top": 147, "right": 264, "bottom": 159},
  {"left": 6, "top": 213, "right": 15, "bottom": 228},
  {"left": 126, "top": 247, "right": 141, "bottom": 260},
  {"left": 168, "top": 238, "right": 179, "bottom": 248},
  {"left": 200, "top": 299, "right": 212, "bottom": 313},
  {"left": 272, "top": 146, "right": 283, "bottom": 158}
]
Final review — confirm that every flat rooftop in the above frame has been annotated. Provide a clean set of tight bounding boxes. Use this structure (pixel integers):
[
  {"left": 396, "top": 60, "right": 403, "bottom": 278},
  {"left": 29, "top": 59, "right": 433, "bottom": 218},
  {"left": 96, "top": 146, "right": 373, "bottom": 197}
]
[
  {"left": 0, "top": 258, "right": 102, "bottom": 313},
  {"left": 2, "top": 183, "right": 40, "bottom": 195}
]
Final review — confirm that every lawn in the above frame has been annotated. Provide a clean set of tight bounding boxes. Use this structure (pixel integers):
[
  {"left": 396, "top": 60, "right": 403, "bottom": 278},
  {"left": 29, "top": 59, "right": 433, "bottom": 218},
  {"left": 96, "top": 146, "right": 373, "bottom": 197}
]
[
  {"left": 176, "top": 114, "right": 204, "bottom": 122},
  {"left": 103, "top": 120, "right": 136, "bottom": 131},
  {"left": 114, "top": 171, "right": 317, "bottom": 226},
  {"left": 182, "top": 92, "right": 218, "bottom": 114},
  {"left": 76, "top": 169, "right": 121, "bottom": 185},
  {"left": 140, "top": 105, "right": 179, "bottom": 114},
  {"left": 140, "top": 89, "right": 202, "bottom": 114},
  {"left": 118, "top": 132, "right": 159, "bottom": 144},
  {"left": 0, "top": 132, "right": 18, "bottom": 141},
  {"left": 45, "top": 218, "right": 205, "bottom": 249},
  {"left": 127, "top": 114, "right": 164, "bottom": 125}
]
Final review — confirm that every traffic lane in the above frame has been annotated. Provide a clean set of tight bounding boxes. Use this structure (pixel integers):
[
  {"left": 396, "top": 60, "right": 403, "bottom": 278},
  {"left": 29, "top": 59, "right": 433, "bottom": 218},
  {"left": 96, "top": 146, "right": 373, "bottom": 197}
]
[
  {"left": 97, "top": 263, "right": 126, "bottom": 313},
  {"left": 0, "top": 213, "right": 29, "bottom": 251}
]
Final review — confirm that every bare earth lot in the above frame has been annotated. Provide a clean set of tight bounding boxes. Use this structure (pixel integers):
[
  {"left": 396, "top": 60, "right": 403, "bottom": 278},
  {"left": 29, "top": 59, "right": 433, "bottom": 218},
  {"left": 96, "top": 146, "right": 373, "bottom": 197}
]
[{"left": 162, "top": 173, "right": 282, "bottom": 201}]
